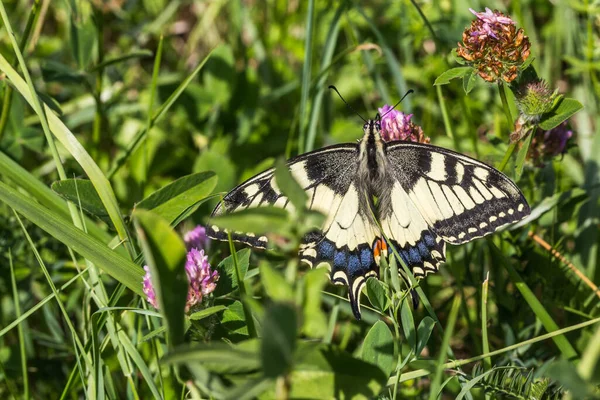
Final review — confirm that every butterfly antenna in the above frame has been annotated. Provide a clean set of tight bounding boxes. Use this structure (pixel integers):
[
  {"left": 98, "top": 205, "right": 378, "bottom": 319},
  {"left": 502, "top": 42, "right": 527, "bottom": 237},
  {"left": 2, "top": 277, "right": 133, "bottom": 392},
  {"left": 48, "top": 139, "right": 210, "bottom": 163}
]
[
  {"left": 380, "top": 89, "right": 415, "bottom": 119},
  {"left": 328, "top": 85, "right": 367, "bottom": 123}
]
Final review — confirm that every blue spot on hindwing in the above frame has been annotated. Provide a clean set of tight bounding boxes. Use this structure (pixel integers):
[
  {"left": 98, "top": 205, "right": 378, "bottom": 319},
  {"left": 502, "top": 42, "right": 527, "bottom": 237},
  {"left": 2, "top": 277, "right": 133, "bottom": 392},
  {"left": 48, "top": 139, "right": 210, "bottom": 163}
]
[
  {"left": 424, "top": 233, "right": 435, "bottom": 247},
  {"left": 360, "top": 248, "right": 373, "bottom": 267},
  {"left": 417, "top": 241, "right": 430, "bottom": 257},
  {"left": 319, "top": 240, "right": 335, "bottom": 259},
  {"left": 348, "top": 254, "right": 361, "bottom": 274},
  {"left": 334, "top": 250, "right": 347, "bottom": 268},
  {"left": 408, "top": 247, "right": 421, "bottom": 263}
]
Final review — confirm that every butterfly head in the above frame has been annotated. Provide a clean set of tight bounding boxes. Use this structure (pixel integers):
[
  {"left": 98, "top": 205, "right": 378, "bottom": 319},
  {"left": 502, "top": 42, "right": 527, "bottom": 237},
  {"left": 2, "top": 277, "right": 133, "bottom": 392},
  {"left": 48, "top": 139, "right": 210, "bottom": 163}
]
[{"left": 363, "top": 118, "right": 382, "bottom": 137}]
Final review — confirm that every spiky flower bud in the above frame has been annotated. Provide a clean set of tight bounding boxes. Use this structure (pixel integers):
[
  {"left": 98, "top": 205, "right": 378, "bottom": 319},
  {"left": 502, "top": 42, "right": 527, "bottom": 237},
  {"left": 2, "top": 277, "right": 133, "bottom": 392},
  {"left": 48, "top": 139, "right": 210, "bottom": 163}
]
[
  {"left": 457, "top": 8, "right": 531, "bottom": 83},
  {"left": 514, "top": 80, "right": 557, "bottom": 122}
]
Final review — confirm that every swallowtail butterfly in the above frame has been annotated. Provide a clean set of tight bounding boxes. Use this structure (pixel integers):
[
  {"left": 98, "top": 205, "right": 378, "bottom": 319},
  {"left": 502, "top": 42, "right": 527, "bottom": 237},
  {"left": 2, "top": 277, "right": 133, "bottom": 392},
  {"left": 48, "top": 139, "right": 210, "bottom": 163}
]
[{"left": 207, "top": 118, "right": 530, "bottom": 319}]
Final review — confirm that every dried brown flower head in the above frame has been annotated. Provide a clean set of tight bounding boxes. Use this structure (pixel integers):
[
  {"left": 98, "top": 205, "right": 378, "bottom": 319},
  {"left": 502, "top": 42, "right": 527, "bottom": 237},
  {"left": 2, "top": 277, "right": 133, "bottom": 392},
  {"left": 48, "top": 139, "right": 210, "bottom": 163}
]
[{"left": 457, "top": 8, "right": 531, "bottom": 83}]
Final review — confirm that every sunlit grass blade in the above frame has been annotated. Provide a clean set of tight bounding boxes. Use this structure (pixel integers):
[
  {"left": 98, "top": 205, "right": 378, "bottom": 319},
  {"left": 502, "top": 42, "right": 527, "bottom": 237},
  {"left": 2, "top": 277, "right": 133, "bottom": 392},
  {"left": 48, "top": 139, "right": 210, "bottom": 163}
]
[
  {"left": 107, "top": 46, "right": 217, "bottom": 179},
  {"left": 428, "top": 294, "right": 461, "bottom": 400},
  {"left": 0, "top": 181, "right": 144, "bottom": 295},
  {"left": 304, "top": 1, "right": 345, "bottom": 152},
  {"left": 488, "top": 240, "right": 578, "bottom": 359},
  {"left": 481, "top": 272, "right": 492, "bottom": 371},
  {"left": 9, "top": 250, "right": 29, "bottom": 399},
  {"left": 297, "top": 0, "right": 315, "bottom": 153},
  {"left": 0, "top": 49, "right": 135, "bottom": 257},
  {"left": 392, "top": 317, "right": 600, "bottom": 385}
]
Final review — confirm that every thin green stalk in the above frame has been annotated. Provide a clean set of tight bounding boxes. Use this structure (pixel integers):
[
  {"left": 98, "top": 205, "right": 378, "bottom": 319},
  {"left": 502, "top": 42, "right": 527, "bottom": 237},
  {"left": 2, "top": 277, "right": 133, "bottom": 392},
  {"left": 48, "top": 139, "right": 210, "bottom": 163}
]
[
  {"left": 498, "top": 82, "right": 514, "bottom": 130},
  {"left": 324, "top": 297, "right": 340, "bottom": 344},
  {"left": 0, "top": 0, "right": 41, "bottom": 142},
  {"left": 13, "top": 211, "right": 91, "bottom": 367},
  {"left": 92, "top": 8, "right": 105, "bottom": 153},
  {"left": 143, "top": 35, "right": 164, "bottom": 187},
  {"left": 488, "top": 240, "right": 578, "bottom": 359},
  {"left": 0, "top": 3, "right": 106, "bottom": 251},
  {"left": 0, "top": 268, "right": 89, "bottom": 339},
  {"left": 227, "top": 233, "right": 257, "bottom": 338},
  {"left": 107, "top": 48, "right": 215, "bottom": 179},
  {"left": 428, "top": 295, "right": 461, "bottom": 400},
  {"left": 481, "top": 273, "right": 491, "bottom": 371},
  {"left": 498, "top": 142, "right": 517, "bottom": 172},
  {"left": 298, "top": 0, "right": 315, "bottom": 153},
  {"left": 9, "top": 250, "right": 29, "bottom": 400},
  {"left": 436, "top": 85, "right": 459, "bottom": 151},
  {"left": 391, "top": 316, "right": 600, "bottom": 385}
]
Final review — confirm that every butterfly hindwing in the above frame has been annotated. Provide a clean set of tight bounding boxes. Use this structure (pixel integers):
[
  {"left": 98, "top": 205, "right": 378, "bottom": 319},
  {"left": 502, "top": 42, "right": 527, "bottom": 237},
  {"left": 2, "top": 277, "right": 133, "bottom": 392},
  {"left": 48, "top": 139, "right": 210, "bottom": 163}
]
[
  {"left": 299, "top": 182, "right": 380, "bottom": 318},
  {"left": 378, "top": 181, "right": 447, "bottom": 278},
  {"left": 385, "top": 142, "right": 530, "bottom": 245}
]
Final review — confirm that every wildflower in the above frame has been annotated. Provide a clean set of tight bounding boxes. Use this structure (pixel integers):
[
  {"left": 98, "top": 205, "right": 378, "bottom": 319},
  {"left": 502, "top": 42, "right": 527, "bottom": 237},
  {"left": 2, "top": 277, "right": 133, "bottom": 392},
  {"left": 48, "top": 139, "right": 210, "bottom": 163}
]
[
  {"left": 142, "top": 265, "right": 158, "bottom": 308},
  {"left": 184, "top": 225, "right": 209, "bottom": 250},
  {"left": 513, "top": 79, "right": 557, "bottom": 123},
  {"left": 378, "top": 105, "right": 430, "bottom": 143},
  {"left": 142, "top": 248, "right": 219, "bottom": 312},
  {"left": 528, "top": 122, "right": 573, "bottom": 166},
  {"left": 457, "top": 8, "right": 531, "bottom": 83}
]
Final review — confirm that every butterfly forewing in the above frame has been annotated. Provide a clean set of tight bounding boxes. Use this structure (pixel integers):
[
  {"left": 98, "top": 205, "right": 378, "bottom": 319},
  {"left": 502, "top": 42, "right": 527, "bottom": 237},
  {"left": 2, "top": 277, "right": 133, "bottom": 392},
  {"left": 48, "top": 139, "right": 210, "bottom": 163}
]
[{"left": 385, "top": 142, "right": 530, "bottom": 245}]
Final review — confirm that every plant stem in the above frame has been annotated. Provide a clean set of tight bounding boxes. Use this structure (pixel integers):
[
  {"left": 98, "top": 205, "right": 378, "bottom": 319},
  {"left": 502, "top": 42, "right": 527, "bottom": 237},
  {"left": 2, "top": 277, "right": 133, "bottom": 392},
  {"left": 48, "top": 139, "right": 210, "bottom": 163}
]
[
  {"left": 488, "top": 240, "right": 578, "bottom": 359},
  {"left": 228, "top": 235, "right": 258, "bottom": 338},
  {"left": 0, "top": 0, "right": 42, "bottom": 142}
]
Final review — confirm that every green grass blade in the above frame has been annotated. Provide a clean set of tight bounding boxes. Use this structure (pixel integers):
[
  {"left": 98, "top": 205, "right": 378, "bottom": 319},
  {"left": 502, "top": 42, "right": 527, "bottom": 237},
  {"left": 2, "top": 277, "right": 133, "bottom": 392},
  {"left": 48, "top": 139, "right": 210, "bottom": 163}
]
[
  {"left": 488, "top": 240, "right": 578, "bottom": 359},
  {"left": 304, "top": 2, "right": 345, "bottom": 152},
  {"left": 298, "top": 0, "right": 315, "bottom": 153},
  {"left": 428, "top": 295, "right": 461, "bottom": 400},
  {"left": 0, "top": 181, "right": 144, "bottom": 295},
  {"left": 107, "top": 47, "right": 217, "bottom": 179},
  {"left": 0, "top": 50, "right": 135, "bottom": 258},
  {"left": 9, "top": 250, "right": 29, "bottom": 400}
]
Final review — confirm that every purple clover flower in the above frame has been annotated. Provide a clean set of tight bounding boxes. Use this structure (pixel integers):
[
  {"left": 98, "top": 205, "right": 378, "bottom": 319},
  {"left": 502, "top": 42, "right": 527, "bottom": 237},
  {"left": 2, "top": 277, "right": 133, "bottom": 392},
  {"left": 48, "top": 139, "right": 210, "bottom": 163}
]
[
  {"left": 142, "top": 248, "right": 219, "bottom": 312},
  {"left": 142, "top": 265, "right": 158, "bottom": 309},
  {"left": 543, "top": 122, "right": 572, "bottom": 156},
  {"left": 184, "top": 225, "right": 209, "bottom": 250},
  {"left": 378, "top": 105, "right": 429, "bottom": 143}
]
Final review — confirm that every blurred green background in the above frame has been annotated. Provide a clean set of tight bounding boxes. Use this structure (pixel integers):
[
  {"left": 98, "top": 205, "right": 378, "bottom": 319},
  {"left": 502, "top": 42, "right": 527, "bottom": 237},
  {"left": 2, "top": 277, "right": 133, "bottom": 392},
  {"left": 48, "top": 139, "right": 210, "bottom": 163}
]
[{"left": 1, "top": 0, "right": 599, "bottom": 398}]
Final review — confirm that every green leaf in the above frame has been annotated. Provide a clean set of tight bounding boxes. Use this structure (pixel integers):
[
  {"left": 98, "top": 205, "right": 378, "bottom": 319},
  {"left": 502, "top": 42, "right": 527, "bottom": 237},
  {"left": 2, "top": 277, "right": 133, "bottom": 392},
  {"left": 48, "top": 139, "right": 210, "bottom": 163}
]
[
  {"left": 515, "top": 128, "right": 534, "bottom": 180},
  {"left": 135, "top": 171, "right": 217, "bottom": 225},
  {"left": 189, "top": 305, "right": 227, "bottom": 321},
  {"left": 366, "top": 277, "right": 389, "bottom": 313},
  {"left": 274, "top": 158, "right": 307, "bottom": 213},
  {"left": 134, "top": 209, "right": 188, "bottom": 347},
  {"left": 41, "top": 60, "right": 87, "bottom": 84},
  {"left": 510, "top": 188, "right": 587, "bottom": 230},
  {"left": 434, "top": 67, "right": 472, "bottom": 86},
  {"left": 214, "top": 249, "right": 251, "bottom": 297},
  {"left": 546, "top": 360, "right": 593, "bottom": 400},
  {"left": 52, "top": 179, "right": 108, "bottom": 218},
  {"left": 261, "top": 303, "right": 297, "bottom": 378},
  {"left": 278, "top": 342, "right": 387, "bottom": 399},
  {"left": 463, "top": 70, "right": 477, "bottom": 94},
  {"left": 539, "top": 98, "right": 584, "bottom": 130},
  {"left": 416, "top": 316, "right": 436, "bottom": 356},
  {"left": 220, "top": 301, "right": 249, "bottom": 337},
  {"left": 259, "top": 262, "right": 294, "bottom": 302},
  {"left": 210, "top": 207, "right": 289, "bottom": 236},
  {"left": 301, "top": 268, "right": 328, "bottom": 338},
  {"left": 163, "top": 342, "right": 260, "bottom": 375},
  {"left": 401, "top": 296, "right": 416, "bottom": 354},
  {"left": 361, "top": 321, "right": 395, "bottom": 378},
  {"left": 0, "top": 181, "right": 144, "bottom": 295}
]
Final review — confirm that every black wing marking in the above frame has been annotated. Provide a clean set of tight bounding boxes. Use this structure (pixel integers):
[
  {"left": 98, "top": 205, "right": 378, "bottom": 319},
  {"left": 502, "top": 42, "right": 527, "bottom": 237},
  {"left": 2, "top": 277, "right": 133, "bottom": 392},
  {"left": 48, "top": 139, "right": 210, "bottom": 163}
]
[
  {"left": 207, "top": 144, "right": 358, "bottom": 247},
  {"left": 385, "top": 142, "right": 530, "bottom": 245}
]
